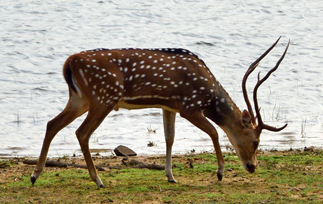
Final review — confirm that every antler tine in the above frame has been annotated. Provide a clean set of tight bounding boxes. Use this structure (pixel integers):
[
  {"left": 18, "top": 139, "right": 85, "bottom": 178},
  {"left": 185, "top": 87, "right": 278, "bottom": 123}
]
[
  {"left": 242, "top": 37, "right": 282, "bottom": 124},
  {"left": 254, "top": 39, "right": 290, "bottom": 132}
]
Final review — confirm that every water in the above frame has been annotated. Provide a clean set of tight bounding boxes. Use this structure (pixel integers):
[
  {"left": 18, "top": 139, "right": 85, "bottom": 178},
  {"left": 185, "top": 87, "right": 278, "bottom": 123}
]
[{"left": 1, "top": 0, "right": 323, "bottom": 157}]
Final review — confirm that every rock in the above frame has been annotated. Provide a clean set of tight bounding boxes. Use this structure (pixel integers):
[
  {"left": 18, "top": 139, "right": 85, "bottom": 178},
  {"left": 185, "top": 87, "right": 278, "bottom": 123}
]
[
  {"left": 304, "top": 146, "right": 314, "bottom": 152},
  {"left": 114, "top": 145, "right": 137, "bottom": 156}
]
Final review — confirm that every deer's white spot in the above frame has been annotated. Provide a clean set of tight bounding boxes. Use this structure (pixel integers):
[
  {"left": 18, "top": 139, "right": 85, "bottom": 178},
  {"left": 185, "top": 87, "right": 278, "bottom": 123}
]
[
  {"left": 146, "top": 65, "right": 151, "bottom": 69},
  {"left": 126, "top": 58, "right": 130, "bottom": 62},
  {"left": 79, "top": 69, "right": 88, "bottom": 86},
  {"left": 153, "top": 60, "right": 158, "bottom": 63},
  {"left": 200, "top": 87, "right": 205, "bottom": 90}
]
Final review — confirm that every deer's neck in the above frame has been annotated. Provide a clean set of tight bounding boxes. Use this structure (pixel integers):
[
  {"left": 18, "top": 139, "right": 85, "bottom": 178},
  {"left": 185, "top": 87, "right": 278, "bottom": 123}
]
[{"left": 204, "top": 86, "right": 242, "bottom": 131}]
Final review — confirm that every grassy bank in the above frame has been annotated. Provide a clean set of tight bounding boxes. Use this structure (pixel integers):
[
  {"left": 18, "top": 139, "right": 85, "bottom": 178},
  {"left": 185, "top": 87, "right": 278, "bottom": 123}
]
[{"left": 0, "top": 150, "right": 322, "bottom": 203}]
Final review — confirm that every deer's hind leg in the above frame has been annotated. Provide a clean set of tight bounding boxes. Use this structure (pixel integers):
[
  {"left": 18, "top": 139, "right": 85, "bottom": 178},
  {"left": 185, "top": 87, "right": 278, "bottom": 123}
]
[
  {"left": 31, "top": 91, "right": 89, "bottom": 185},
  {"left": 75, "top": 102, "right": 115, "bottom": 187}
]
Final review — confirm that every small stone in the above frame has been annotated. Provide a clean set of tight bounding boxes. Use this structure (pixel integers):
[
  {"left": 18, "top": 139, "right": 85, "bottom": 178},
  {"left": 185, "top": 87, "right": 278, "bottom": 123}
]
[
  {"left": 304, "top": 146, "right": 314, "bottom": 152},
  {"left": 114, "top": 145, "right": 137, "bottom": 156}
]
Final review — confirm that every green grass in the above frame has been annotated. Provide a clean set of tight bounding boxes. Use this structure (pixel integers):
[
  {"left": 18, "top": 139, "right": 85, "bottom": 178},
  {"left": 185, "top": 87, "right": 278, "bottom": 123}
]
[{"left": 1, "top": 150, "right": 323, "bottom": 203}]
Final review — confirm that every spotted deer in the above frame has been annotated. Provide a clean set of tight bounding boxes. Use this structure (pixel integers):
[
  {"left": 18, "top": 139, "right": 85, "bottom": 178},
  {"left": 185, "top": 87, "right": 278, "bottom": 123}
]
[{"left": 31, "top": 37, "right": 289, "bottom": 187}]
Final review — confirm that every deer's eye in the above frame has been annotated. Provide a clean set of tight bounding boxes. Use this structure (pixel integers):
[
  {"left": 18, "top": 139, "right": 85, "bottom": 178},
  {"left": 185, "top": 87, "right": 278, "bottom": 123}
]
[{"left": 253, "top": 141, "right": 259, "bottom": 151}]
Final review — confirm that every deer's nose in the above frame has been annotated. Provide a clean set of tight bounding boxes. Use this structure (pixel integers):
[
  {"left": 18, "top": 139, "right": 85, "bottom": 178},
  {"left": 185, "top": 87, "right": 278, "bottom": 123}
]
[{"left": 246, "top": 163, "right": 256, "bottom": 173}]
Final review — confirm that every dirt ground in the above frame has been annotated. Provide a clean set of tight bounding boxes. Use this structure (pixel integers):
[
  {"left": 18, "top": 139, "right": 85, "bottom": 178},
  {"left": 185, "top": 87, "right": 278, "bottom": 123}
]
[{"left": 1, "top": 149, "right": 323, "bottom": 203}]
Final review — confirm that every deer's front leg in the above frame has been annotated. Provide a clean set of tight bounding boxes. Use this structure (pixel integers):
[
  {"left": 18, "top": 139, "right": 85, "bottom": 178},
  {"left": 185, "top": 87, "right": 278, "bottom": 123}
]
[
  {"left": 181, "top": 110, "right": 225, "bottom": 181},
  {"left": 163, "top": 110, "right": 177, "bottom": 183}
]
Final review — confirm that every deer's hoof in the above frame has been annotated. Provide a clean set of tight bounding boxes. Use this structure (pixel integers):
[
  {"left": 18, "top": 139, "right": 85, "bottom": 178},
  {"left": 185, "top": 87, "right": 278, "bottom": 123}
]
[
  {"left": 168, "top": 179, "right": 177, "bottom": 183},
  {"left": 217, "top": 172, "right": 223, "bottom": 181},
  {"left": 31, "top": 176, "right": 37, "bottom": 185}
]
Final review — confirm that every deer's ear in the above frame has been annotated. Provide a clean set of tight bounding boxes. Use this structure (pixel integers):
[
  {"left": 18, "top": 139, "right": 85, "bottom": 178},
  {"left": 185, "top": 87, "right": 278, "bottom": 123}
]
[{"left": 241, "top": 110, "right": 252, "bottom": 128}]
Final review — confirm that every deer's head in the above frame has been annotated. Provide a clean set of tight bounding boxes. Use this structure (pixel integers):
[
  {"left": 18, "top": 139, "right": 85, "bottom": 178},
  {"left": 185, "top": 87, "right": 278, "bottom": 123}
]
[{"left": 223, "top": 37, "right": 289, "bottom": 173}]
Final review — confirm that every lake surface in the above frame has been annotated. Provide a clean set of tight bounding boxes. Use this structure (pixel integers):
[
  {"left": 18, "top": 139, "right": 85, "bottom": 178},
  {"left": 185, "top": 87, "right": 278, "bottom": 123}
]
[{"left": 1, "top": 0, "right": 323, "bottom": 157}]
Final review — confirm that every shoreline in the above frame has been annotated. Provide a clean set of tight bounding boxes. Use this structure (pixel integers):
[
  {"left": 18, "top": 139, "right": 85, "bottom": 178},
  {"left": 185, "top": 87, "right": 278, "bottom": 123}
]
[{"left": 1, "top": 146, "right": 318, "bottom": 160}]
